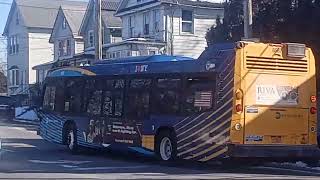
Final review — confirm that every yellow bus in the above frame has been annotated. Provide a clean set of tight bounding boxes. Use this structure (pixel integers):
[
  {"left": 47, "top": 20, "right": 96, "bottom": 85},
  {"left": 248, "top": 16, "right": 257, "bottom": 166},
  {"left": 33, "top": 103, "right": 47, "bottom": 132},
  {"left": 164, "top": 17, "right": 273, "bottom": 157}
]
[
  {"left": 38, "top": 41, "right": 319, "bottom": 162},
  {"left": 228, "top": 42, "right": 319, "bottom": 159}
]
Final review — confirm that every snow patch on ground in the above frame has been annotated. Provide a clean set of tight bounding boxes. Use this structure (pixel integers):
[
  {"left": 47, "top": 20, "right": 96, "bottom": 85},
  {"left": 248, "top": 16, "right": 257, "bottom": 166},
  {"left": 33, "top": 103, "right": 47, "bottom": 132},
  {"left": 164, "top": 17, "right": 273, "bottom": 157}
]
[
  {"left": 15, "top": 106, "right": 38, "bottom": 121},
  {"left": 270, "top": 161, "right": 320, "bottom": 171}
]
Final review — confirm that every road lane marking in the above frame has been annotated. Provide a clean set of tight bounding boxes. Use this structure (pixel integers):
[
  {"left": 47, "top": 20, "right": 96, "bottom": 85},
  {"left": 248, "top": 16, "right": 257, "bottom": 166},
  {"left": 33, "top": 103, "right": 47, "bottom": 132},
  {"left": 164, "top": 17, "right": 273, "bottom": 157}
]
[
  {"left": 29, "top": 160, "right": 92, "bottom": 165},
  {"left": 2, "top": 142, "right": 36, "bottom": 148},
  {"left": 75, "top": 165, "right": 150, "bottom": 171},
  {"left": 60, "top": 165, "right": 79, "bottom": 168}
]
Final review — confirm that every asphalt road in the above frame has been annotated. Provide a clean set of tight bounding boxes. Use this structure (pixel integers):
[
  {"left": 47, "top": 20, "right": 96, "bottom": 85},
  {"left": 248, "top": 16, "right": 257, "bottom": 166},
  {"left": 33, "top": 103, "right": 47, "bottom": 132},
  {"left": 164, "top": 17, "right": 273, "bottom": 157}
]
[{"left": 0, "top": 116, "right": 320, "bottom": 179}]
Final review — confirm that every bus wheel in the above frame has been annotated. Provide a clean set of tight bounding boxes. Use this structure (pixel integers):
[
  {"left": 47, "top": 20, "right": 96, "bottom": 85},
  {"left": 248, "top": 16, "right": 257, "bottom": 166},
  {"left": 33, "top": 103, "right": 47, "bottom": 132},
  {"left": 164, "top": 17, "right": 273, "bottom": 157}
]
[
  {"left": 66, "top": 124, "right": 78, "bottom": 153},
  {"left": 156, "top": 130, "right": 177, "bottom": 161}
]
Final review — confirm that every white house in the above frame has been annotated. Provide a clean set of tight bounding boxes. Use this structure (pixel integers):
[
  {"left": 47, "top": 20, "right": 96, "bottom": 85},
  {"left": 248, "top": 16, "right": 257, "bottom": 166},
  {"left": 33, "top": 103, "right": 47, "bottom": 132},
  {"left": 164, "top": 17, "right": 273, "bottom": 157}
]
[
  {"left": 106, "top": 0, "right": 224, "bottom": 59},
  {"left": 33, "top": 2, "right": 91, "bottom": 84},
  {"left": 79, "top": 0, "right": 122, "bottom": 60},
  {"left": 2, "top": 0, "right": 88, "bottom": 96}
]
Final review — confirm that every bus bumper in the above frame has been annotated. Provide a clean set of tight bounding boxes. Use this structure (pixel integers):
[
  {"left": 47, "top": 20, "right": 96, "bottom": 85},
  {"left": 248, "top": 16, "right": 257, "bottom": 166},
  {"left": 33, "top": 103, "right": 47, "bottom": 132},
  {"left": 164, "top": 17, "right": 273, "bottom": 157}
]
[{"left": 228, "top": 144, "right": 320, "bottom": 159}]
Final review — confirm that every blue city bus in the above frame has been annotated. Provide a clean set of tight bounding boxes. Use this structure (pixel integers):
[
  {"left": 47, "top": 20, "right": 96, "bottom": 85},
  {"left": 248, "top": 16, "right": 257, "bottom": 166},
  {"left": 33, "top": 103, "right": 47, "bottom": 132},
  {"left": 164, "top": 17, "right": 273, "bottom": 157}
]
[{"left": 38, "top": 42, "right": 320, "bottom": 162}]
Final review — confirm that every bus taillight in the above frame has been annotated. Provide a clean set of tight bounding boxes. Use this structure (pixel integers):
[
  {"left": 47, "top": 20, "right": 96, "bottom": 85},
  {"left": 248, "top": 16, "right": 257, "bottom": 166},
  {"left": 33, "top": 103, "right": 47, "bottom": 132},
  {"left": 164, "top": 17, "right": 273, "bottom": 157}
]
[
  {"left": 235, "top": 104, "right": 243, "bottom": 113},
  {"left": 310, "top": 95, "right": 317, "bottom": 103},
  {"left": 310, "top": 107, "right": 317, "bottom": 114},
  {"left": 236, "top": 91, "right": 243, "bottom": 100}
]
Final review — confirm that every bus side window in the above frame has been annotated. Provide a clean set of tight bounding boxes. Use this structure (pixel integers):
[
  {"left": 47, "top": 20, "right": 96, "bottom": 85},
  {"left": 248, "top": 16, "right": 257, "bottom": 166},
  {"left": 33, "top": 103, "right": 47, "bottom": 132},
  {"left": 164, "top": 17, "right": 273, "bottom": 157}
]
[
  {"left": 184, "top": 77, "right": 215, "bottom": 115},
  {"left": 102, "top": 91, "right": 113, "bottom": 116},
  {"left": 153, "top": 78, "right": 181, "bottom": 115},
  {"left": 43, "top": 86, "right": 56, "bottom": 111},
  {"left": 64, "top": 79, "right": 83, "bottom": 113},
  {"left": 87, "top": 90, "right": 103, "bottom": 116},
  {"left": 102, "top": 79, "right": 125, "bottom": 117},
  {"left": 114, "top": 91, "right": 124, "bottom": 117},
  {"left": 127, "top": 79, "right": 151, "bottom": 119}
]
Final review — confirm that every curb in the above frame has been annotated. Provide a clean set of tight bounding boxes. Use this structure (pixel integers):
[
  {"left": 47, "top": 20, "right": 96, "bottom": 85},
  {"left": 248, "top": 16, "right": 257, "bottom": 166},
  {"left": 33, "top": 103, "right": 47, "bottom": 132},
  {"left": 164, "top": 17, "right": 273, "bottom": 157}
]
[
  {"left": 258, "top": 162, "right": 320, "bottom": 175},
  {"left": 252, "top": 166, "right": 320, "bottom": 176},
  {"left": 13, "top": 118, "right": 40, "bottom": 125}
]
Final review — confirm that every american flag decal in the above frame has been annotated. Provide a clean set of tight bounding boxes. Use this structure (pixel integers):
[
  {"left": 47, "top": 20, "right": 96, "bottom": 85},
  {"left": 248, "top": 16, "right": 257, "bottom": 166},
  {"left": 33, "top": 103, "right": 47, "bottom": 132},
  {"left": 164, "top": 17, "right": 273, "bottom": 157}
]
[{"left": 194, "top": 91, "right": 212, "bottom": 107}]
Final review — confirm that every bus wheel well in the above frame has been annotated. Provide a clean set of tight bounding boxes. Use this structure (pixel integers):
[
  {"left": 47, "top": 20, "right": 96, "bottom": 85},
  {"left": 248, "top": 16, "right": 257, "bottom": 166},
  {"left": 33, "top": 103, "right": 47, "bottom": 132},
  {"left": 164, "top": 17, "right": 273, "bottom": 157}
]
[
  {"left": 155, "top": 126, "right": 176, "bottom": 143},
  {"left": 155, "top": 127, "right": 176, "bottom": 140},
  {"left": 62, "top": 120, "right": 76, "bottom": 145}
]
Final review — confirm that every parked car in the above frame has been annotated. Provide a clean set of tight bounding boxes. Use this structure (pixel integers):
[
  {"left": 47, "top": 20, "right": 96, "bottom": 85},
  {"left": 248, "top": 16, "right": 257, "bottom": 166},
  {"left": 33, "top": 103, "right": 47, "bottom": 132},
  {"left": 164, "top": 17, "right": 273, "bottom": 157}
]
[{"left": 0, "top": 96, "right": 16, "bottom": 119}]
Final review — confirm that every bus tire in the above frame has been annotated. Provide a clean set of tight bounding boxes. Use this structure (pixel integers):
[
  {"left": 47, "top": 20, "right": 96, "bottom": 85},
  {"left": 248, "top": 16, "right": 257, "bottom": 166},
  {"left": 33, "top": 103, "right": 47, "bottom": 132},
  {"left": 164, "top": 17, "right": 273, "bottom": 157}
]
[
  {"left": 66, "top": 123, "right": 78, "bottom": 154},
  {"left": 155, "top": 130, "right": 177, "bottom": 161}
]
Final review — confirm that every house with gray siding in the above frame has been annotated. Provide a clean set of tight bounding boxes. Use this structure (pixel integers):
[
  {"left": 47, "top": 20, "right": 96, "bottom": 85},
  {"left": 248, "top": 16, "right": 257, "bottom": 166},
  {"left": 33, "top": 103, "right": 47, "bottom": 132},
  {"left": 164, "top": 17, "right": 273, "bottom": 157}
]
[
  {"left": 108, "top": 0, "right": 224, "bottom": 59},
  {"left": 33, "top": 2, "right": 91, "bottom": 84},
  {"left": 2, "top": 0, "right": 88, "bottom": 96},
  {"left": 79, "top": 0, "right": 122, "bottom": 60}
]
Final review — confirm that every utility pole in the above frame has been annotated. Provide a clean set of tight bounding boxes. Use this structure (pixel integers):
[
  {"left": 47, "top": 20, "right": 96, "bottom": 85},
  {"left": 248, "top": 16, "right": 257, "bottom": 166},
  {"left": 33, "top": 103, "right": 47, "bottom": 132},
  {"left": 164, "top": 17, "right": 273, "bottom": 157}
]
[
  {"left": 95, "top": 0, "right": 103, "bottom": 61},
  {"left": 243, "top": 0, "right": 253, "bottom": 39}
]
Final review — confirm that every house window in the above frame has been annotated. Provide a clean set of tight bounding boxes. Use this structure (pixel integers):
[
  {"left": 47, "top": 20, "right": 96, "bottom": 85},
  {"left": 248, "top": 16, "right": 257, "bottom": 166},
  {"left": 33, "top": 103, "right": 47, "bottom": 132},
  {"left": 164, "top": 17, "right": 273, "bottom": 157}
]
[
  {"left": 153, "top": 10, "right": 160, "bottom": 33},
  {"left": 62, "top": 17, "right": 67, "bottom": 29},
  {"left": 9, "top": 35, "right": 19, "bottom": 55},
  {"left": 116, "top": 51, "right": 121, "bottom": 58},
  {"left": 58, "top": 39, "right": 71, "bottom": 57},
  {"left": 88, "top": 30, "right": 94, "bottom": 47},
  {"left": 129, "top": 16, "right": 135, "bottom": 37},
  {"left": 58, "top": 41, "right": 63, "bottom": 57},
  {"left": 149, "top": 50, "right": 156, "bottom": 55},
  {"left": 143, "top": 12, "right": 150, "bottom": 35},
  {"left": 182, "top": 10, "right": 193, "bottom": 33},
  {"left": 66, "top": 39, "right": 71, "bottom": 55},
  {"left": 10, "top": 69, "right": 19, "bottom": 86}
]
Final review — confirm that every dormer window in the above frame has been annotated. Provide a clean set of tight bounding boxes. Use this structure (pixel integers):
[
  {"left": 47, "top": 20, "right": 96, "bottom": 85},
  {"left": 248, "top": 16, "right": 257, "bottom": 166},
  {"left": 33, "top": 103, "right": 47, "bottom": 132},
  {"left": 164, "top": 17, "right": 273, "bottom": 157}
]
[
  {"left": 62, "top": 17, "right": 67, "bottom": 29},
  {"left": 88, "top": 30, "right": 94, "bottom": 47}
]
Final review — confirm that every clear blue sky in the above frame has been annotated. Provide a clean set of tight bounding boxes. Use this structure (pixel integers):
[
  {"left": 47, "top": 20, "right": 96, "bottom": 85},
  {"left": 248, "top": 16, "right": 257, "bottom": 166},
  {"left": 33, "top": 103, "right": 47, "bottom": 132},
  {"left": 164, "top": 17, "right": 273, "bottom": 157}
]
[{"left": 0, "top": 0, "right": 89, "bottom": 64}]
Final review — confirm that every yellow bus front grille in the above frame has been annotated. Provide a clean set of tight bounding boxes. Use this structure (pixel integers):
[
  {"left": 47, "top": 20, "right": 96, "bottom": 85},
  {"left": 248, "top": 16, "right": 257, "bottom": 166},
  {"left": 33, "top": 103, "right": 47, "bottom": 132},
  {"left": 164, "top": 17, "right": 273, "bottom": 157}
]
[{"left": 246, "top": 56, "right": 308, "bottom": 73}]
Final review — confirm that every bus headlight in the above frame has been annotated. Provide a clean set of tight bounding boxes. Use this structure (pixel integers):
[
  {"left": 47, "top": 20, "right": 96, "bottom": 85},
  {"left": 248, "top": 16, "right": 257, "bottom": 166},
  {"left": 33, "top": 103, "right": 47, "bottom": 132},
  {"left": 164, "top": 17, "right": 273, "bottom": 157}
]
[{"left": 234, "top": 123, "right": 242, "bottom": 131}]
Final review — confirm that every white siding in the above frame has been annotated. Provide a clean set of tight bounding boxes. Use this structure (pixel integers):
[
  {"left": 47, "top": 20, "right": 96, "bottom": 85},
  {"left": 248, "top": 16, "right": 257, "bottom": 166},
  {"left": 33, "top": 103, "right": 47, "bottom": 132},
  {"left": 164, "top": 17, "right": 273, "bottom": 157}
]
[
  {"left": 28, "top": 33, "right": 54, "bottom": 84},
  {"left": 119, "top": 4, "right": 223, "bottom": 58},
  {"left": 6, "top": 7, "right": 29, "bottom": 94},
  {"left": 166, "top": 6, "right": 224, "bottom": 58},
  {"left": 122, "top": 7, "right": 165, "bottom": 40}
]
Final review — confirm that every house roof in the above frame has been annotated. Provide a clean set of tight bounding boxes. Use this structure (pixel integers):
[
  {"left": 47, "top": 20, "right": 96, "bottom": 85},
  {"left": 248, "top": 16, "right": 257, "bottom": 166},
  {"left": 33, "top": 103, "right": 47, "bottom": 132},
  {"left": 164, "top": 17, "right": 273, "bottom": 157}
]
[
  {"left": 3, "top": 0, "right": 88, "bottom": 35},
  {"left": 101, "top": 0, "right": 121, "bottom": 28},
  {"left": 116, "top": 0, "right": 224, "bottom": 15},
  {"left": 102, "top": 0, "right": 120, "bottom": 11},
  {"left": 61, "top": 3, "right": 88, "bottom": 34},
  {"left": 80, "top": 0, "right": 121, "bottom": 35},
  {"left": 102, "top": 10, "right": 122, "bottom": 28}
]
